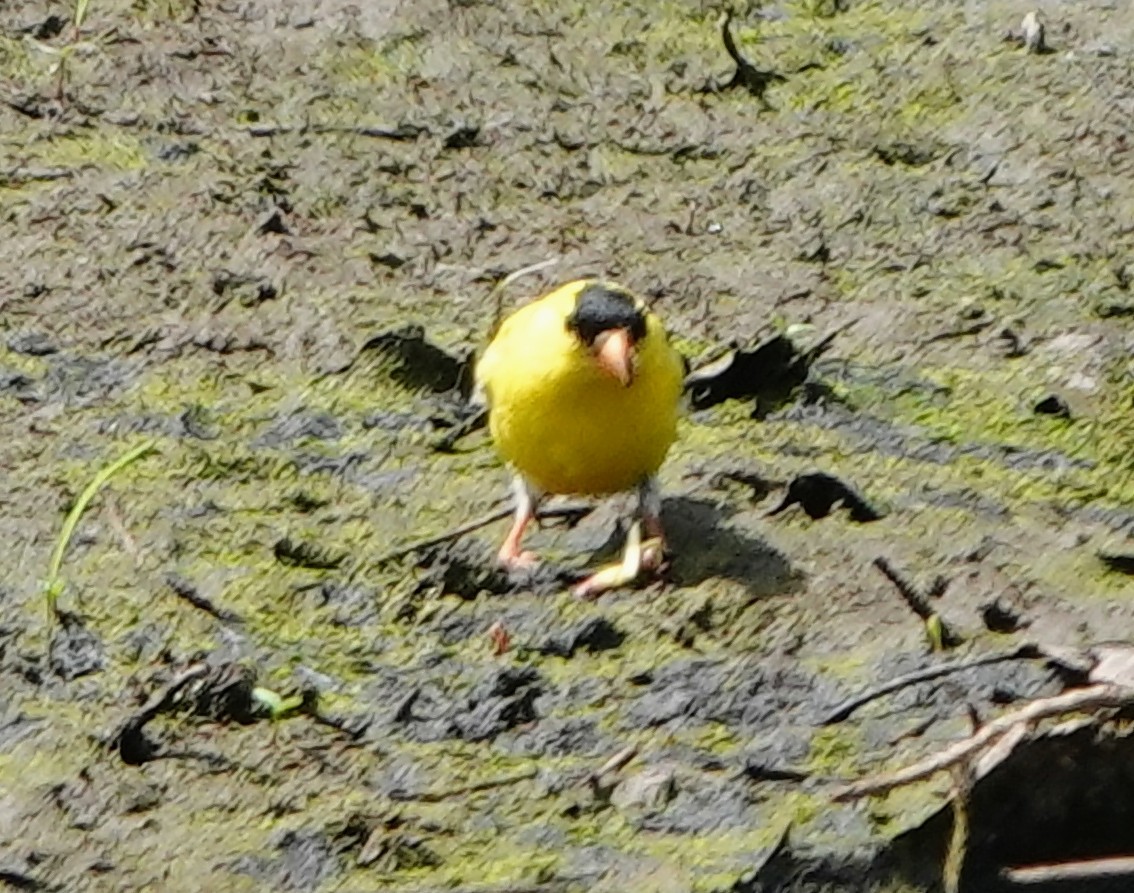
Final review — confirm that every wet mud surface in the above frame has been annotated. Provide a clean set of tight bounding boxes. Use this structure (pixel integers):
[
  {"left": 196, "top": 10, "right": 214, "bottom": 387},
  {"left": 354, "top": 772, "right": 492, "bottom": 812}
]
[{"left": 5, "top": 0, "right": 1134, "bottom": 890}]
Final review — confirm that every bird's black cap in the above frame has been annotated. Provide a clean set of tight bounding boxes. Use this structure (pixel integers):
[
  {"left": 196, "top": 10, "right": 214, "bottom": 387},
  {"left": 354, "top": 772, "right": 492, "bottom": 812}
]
[{"left": 566, "top": 282, "right": 648, "bottom": 346}]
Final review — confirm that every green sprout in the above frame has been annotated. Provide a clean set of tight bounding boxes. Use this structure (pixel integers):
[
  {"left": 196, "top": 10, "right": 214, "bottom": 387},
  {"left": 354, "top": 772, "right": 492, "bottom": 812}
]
[
  {"left": 925, "top": 613, "right": 945, "bottom": 653},
  {"left": 25, "top": 0, "right": 98, "bottom": 102},
  {"left": 252, "top": 687, "right": 306, "bottom": 720},
  {"left": 44, "top": 438, "right": 158, "bottom": 619}
]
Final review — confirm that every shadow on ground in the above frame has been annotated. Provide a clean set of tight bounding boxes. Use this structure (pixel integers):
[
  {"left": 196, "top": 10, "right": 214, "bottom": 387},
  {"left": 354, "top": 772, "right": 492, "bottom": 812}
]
[{"left": 665, "top": 494, "right": 803, "bottom": 601}]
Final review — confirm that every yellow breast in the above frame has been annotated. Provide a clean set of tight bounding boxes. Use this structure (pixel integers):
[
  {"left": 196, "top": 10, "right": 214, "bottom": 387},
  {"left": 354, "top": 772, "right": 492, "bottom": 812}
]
[{"left": 475, "top": 282, "right": 685, "bottom": 496}]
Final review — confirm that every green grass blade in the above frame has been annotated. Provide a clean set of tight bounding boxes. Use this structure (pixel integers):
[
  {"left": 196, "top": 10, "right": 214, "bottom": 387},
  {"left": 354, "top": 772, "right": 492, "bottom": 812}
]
[
  {"left": 44, "top": 437, "right": 158, "bottom": 617},
  {"left": 74, "top": 0, "right": 91, "bottom": 31}
]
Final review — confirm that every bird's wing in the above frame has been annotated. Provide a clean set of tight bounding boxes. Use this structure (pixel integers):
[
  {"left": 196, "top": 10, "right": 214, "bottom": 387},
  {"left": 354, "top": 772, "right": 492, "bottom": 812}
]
[
  {"left": 471, "top": 318, "right": 511, "bottom": 411},
  {"left": 469, "top": 349, "right": 492, "bottom": 409}
]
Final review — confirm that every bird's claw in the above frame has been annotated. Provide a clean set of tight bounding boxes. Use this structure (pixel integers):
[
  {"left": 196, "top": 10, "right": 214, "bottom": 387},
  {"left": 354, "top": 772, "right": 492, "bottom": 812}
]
[{"left": 640, "top": 538, "right": 668, "bottom": 573}]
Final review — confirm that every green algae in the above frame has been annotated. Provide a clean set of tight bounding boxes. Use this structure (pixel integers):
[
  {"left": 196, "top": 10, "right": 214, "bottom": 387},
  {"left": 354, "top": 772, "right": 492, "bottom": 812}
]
[
  {"left": 807, "top": 724, "right": 867, "bottom": 778},
  {"left": 631, "top": 824, "right": 801, "bottom": 892},
  {"left": 736, "top": 0, "right": 941, "bottom": 119},
  {"left": 17, "top": 131, "right": 148, "bottom": 172},
  {"left": 0, "top": 34, "right": 38, "bottom": 84},
  {"left": 0, "top": 346, "right": 49, "bottom": 382},
  {"left": 316, "top": 32, "right": 426, "bottom": 86}
]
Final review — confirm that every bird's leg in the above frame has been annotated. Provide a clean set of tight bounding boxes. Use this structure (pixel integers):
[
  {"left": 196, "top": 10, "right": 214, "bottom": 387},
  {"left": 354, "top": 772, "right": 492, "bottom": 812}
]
[
  {"left": 497, "top": 474, "right": 543, "bottom": 571},
  {"left": 572, "top": 477, "right": 670, "bottom": 600},
  {"left": 637, "top": 475, "right": 668, "bottom": 570}
]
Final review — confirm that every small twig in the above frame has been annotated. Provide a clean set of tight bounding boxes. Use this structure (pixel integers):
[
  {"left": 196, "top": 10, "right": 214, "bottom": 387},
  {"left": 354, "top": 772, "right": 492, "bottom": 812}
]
[
  {"left": 918, "top": 319, "right": 994, "bottom": 348},
  {"left": 433, "top": 407, "right": 488, "bottom": 453},
  {"left": 372, "top": 502, "right": 591, "bottom": 567},
  {"left": 1, "top": 167, "right": 76, "bottom": 185},
  {"left": 146, "top": 747, "right": 234, "bottom": 768},
  {"left": 1003, "top": 855, "right": 1134, "bottom": 885},
  {"left": 246, "top": 122, "right": 425, "bottom": 140},
  {"left": 586, "top": 745, "right": 638, "bottom": 786},
  {"left": 831, "top": 684, "right": 1133, "bottom": 801},
  {"left": 717, "top": 11, "right": 786, "bottom": 100},
  {"left": 974, "top": 720, "right": 1029, "bottom": 777},
  {"left": 373, "top": 503, "right": 508, "bottom": 565},
  {"left": 487, "top": 257, "right": 560, "bottom": 342},
  {"left": 821, "top": 644, "right": 1040, "bottom": 724},
  {"left": 390, "top": 767, "right": 537, "bottom": 802},
  {"left": 244, "top": 124, "right": 294, "bottom": 136},
  {"left": 873, "top": 556, "right": 963, "bottom": 648},
  {"left": 738, "top": 761, "right": 810, "bottom": 783},
  {"left": 873, "top": 556, "right": 934, "bottom": 620},
  {"left": 164, "top": 574, "right": 244, "bottom": 624},
  {"left": 103, "top": 494, "right": 141, "bottom": 567},
  {"left": 571, "top": 744, "right": 640, "bottom": 798}
]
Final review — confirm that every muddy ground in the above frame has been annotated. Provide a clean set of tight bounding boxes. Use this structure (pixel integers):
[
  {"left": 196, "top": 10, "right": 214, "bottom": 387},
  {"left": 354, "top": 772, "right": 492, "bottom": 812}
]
[{"left": 4, "top": 0, "right": 1134, "bottom": 891}]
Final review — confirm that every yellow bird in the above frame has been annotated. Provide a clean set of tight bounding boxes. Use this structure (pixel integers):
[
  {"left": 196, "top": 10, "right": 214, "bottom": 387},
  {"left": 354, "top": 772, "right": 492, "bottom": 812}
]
[{"left": 474, "top": 279, "right": 686, "bottom": 593}]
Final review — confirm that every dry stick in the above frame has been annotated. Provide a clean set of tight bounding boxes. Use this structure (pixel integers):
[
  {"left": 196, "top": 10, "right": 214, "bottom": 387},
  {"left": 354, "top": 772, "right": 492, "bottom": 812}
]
[
  {"left": 372, "top": 502, "right": 591, "bottom": 567},
  {"left": 919, "top": 319, "right": 994, "bottom": 348},
  {"left": 487, "top": 256, "right": 560, "bottom": 342},
  {"left": 433, "top": 407, "right": 488, "bottom": 453},
  {"left": 873, "top": 556, "right": 936, "bottom": 621},
  {"left": 390, "top": 767, "right": 538, "bottom": 803},
  {"left": 1003, "top": 856, "right": 1134, "bottom": 885},
  {"left": 2, "top": 167, "right": 76, "bottom": 184},
  {"left": 585, "top": 744, "right": 641, "bottom": 798},
  {"left": 821, "top": 644, "right": 1040, "bottom": 724},
  {"left": 103, "top": 494, "right": 141, "bottom": 567},
  {"left": 974, "top": 718, "right": 1030, "bottom": 778},
  {"left": 373, "top": 503, "right": 509, "bottom": 566},
  {"left": 164, "top": 574, "right": 244, "bottom": 624},
  {"left": 246, "top": 123, "right": 422, "bottom": 140},
  {"left": 593, "top": 744, "right": 639, "bottom": 779},
  {"left": 873, "top": 556, "right": 962, "bottom": 648},
  {"left": 831, "top": 684, "right": 1133, "bottom": 801},
  {"left": 717, "top": 10, "right": 786, "bottom": 99}
]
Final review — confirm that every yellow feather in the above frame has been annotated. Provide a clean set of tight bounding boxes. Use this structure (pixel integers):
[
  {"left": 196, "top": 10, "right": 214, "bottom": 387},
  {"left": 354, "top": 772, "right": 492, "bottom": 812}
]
[{"left": 475, "top": 280, "right": 685, "bottom": 496}]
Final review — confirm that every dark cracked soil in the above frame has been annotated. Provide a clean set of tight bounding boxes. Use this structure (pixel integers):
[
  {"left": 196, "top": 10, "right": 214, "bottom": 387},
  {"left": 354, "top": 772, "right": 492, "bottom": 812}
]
[{"left": 5, "top": 0, "right": 1134, "bottom": 891}]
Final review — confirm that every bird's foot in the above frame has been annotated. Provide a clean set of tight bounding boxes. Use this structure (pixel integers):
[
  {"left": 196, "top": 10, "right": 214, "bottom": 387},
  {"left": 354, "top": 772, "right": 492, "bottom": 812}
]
[
  {"left": 573, "top": 529, "right": 669, "bottom": 600},
  {"left": 497, "top": 548, "right": 541, "bottom": 573},
  {"left": 639, "top": 514, "right": 669, "bottom": 574}
]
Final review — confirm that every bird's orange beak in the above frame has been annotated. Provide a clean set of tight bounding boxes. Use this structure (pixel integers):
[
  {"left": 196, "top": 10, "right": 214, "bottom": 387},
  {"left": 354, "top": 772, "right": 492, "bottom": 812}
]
[{"left": 594, "top": 328, "right": 636, "bottom": 387}]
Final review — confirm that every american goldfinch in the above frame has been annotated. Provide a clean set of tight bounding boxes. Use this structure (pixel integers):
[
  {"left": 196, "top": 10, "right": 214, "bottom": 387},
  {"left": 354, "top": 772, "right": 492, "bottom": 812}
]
[{"left": 474, "top": 279, "right": 686, "bottom": 593}]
